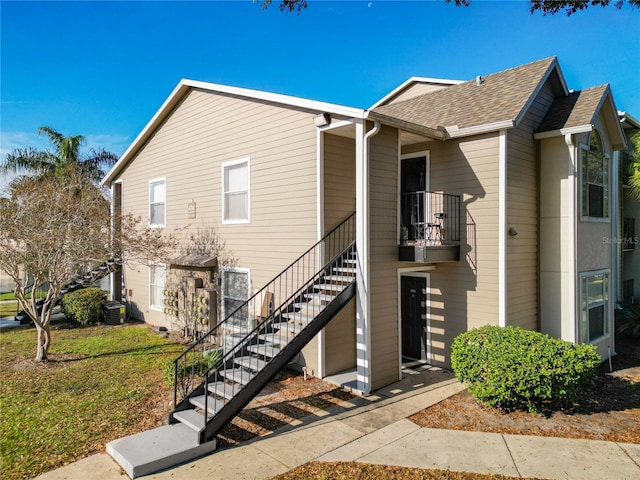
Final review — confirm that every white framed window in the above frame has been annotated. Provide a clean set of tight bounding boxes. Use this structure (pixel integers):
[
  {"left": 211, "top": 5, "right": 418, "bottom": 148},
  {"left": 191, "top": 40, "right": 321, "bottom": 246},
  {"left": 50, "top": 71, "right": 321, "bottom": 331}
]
[
  {"left": 222, "top": 267, "right": 250, "bottom": 330},
  {"left": 149, "top": 178, "right": 166, "bottom": 227},
  {"left": 149, "top": 263, "right": 167, "bottom": 310},
  {"left": 580, "top": 270, "right": 610, "bottom": 343},
  {"left": 222, "top": 158, "right": 250, "bottom": 224},
  {"left": 580, "top": 130, "right": 609, "bottom": 220}
]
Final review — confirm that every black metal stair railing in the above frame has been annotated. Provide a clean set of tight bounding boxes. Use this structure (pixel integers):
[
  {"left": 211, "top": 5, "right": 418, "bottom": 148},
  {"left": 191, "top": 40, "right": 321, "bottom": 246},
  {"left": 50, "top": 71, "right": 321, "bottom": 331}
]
[
  {"left": 189, "top": 243, "right": 355, "bottom": 443},
  {"left": 171, "top": 212, "right": 356, "bottom": 411},
  {"left": 14, "top": 256, "right": 122, "bottom": 323}
]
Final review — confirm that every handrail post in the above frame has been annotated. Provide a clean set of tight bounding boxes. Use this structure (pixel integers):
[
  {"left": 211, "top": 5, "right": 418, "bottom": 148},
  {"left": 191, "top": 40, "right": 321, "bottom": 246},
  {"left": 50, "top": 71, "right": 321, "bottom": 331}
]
[{"left": 173, "top": 359, "right": 178, "bottom": 409}]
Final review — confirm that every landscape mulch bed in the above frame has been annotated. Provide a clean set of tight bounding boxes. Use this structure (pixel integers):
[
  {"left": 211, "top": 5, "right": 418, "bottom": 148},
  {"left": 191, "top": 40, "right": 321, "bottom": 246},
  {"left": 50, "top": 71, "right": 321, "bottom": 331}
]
[
  {"left": 217, "top": 370, "right": 354, "bottom": 446},
  {"left": 151, "top": 338, "right": 640, "bottom": 449},
  {"left": 410, "top": 337, "right": 640, "bottom": 444}
]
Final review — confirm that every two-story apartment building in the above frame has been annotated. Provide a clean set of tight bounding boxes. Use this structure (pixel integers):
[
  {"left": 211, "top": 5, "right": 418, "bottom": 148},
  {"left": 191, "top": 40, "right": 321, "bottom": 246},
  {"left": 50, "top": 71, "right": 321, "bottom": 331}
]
[{"left": 103, "top": 57, "right": 626, "bottom": 396}]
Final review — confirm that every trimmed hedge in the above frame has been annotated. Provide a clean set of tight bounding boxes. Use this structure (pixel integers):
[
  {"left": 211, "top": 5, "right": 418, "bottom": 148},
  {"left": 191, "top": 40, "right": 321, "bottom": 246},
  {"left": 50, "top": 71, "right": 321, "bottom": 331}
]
[
  {"left": 61, "top": 288, "right": 109, "bottom": 326},
  {"left": 451, "top": 325, "right": 600, "bottom": 412}
]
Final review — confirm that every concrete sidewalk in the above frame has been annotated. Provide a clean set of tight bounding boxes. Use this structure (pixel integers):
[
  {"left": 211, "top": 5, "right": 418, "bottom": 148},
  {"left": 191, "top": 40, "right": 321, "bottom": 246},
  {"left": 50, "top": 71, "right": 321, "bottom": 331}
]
[{"left": 35, "top": 368, "right": 640, "bottom": 480}]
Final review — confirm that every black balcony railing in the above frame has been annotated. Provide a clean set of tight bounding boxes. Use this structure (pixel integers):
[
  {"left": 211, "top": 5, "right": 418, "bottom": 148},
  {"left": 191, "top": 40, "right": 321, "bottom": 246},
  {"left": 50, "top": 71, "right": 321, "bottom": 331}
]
[{"left": 400, "top": 191, "right": 461, "bottom": 245}]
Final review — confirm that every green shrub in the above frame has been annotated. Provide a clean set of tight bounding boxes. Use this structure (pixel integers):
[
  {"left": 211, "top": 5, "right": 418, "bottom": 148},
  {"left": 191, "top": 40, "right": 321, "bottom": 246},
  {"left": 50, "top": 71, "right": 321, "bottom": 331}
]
[
  {"left": 61, "top": 288, "right": 109, "bottom": 325},
  {"left": 163, "top": 348, "right": 223, "bottom": 387},
  {"left": 451, "top": 325, "right": 600, "bottom": 412}
]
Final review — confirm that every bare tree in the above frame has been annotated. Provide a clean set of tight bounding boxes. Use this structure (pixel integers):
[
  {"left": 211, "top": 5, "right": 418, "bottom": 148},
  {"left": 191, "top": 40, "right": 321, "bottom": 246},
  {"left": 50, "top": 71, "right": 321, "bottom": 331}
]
[{"left": 0, "top": 170, "right": 176, "bottom": 361}]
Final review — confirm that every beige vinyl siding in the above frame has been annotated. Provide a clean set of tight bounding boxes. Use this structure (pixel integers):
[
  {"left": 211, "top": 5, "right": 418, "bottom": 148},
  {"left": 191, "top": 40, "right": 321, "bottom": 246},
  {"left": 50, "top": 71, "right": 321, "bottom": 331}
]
[
  {"left": 324, "top": 298, "right": 356, "bottom": 376},
  {"left": 117, "top": 88, "right": 320, "bottom": 327},
  {"left": 505, "top": 81, "right": 555, "bottom": 331},
  {"left": 323, "top": 133, "right": 356, "bottom": 232},
  {"left": 369, "top": 125, "right": 401, "bottom": 389},
  {"left": 403, "top": 133, "right": 501, "bottom": 367},
  {"left": 539, "top": 136, "right": 575, "bottom": 342},
  {"left": 321, "top": 133, "right": 357, "bottom": 375}
]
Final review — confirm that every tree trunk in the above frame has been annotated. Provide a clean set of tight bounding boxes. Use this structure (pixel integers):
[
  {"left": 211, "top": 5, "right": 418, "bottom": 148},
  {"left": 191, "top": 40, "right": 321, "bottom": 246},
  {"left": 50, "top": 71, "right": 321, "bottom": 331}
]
[{"left": 35, "top": 323, "right": 51, "bottom": 362}]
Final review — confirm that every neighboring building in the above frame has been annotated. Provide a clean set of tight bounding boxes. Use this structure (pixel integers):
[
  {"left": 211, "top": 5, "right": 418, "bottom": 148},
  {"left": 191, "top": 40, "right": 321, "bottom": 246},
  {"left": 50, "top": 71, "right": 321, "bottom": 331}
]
[
  {"left": 103, "top": 57, "right": 626, "bottom": 395},
  {"left": 619, "top": 112, "right": 640, "bottom": 304}
]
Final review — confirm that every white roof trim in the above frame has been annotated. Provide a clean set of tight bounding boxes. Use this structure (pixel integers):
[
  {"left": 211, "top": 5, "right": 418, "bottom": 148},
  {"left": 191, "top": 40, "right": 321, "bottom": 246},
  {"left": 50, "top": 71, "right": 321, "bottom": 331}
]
[
  {"left": 619, "top": 110, "right": 640, "bottom": 129},
  {"left": 102, "top": 79, "right": 365, "bottom": 185},
  {"left": 182, "top": 79, "right": 365, "bottom": 118},
  {"left": 533, "top": 124, "right": 593, "bottom": 140},
  {"left": 369, "top": 76, "right": 463, "bottom": 110},
  {"left": 444, "top": 120, "right": 516, "bottom": 138}
]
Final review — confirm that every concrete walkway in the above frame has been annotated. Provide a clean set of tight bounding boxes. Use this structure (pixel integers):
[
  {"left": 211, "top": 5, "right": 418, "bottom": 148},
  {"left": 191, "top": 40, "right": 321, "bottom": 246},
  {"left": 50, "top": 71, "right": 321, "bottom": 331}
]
[{"left": 34, "top": 367, "right": 640, "bottom": 480}]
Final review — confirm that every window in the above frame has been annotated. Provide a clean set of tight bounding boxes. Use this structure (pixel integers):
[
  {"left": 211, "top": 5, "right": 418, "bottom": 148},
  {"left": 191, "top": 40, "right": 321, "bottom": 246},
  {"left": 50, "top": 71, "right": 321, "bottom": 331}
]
[
  {"left": 149, "top": 178, "right": 166, "bottom": 227},
  {"left": 149, "top": 263, "right": 167, "bottom": 310},
  {"left": 223, "top": 267, "right": 250, "bottom": 330},
  {"left": 222, "top": 159, "right": 250, "bottom": 223},
  {"left": 580, "top": 271, "right": 609, "bottom": 343},
  {"left": 581, "top": 130, "right": 609, "bottom": 219}
]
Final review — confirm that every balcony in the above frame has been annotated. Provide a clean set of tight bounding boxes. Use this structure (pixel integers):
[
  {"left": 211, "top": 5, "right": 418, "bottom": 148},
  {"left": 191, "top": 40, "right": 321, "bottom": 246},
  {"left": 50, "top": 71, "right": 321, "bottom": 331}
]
[{"left": 399, "top": 191, "right": 461, "bottom": 263}]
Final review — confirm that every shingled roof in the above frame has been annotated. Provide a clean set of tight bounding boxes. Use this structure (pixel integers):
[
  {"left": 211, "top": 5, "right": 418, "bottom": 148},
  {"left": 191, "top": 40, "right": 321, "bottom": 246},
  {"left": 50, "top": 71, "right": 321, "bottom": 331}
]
[
  {"left": 369, "top": 57, "right": 563, "bottom": 138},
  {"left": 536, "top": 85, "right": 610, "bottom": 133}
]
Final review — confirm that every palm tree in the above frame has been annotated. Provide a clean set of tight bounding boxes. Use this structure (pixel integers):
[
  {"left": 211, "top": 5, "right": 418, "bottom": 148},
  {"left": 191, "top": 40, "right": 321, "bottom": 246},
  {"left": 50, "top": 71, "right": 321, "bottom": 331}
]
[
  {"left": 1, "top": 126, "right": 119, "bottom": 183},
  {"left": 628, "top": 131, "right": 640, "bottom": 200}
]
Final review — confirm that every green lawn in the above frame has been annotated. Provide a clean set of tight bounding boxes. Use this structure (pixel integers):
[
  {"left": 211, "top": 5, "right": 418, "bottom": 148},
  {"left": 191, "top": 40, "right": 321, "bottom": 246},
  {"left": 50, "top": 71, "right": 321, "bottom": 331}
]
[
  {"left": 0, "top": 290, "right": 49, "bottom": 302},
  {"left": 0, "top": 301, "right": 18, "bottom": 318},
  {"left": 0, "top": 323, "right": 183, "bottom": 480}
]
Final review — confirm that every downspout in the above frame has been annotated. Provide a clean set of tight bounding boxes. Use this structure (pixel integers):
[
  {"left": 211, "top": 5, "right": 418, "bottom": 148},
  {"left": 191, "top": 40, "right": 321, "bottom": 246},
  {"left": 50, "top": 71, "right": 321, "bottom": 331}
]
[{"left": 356, "top": 118, "right": 381, "bottom": 394}]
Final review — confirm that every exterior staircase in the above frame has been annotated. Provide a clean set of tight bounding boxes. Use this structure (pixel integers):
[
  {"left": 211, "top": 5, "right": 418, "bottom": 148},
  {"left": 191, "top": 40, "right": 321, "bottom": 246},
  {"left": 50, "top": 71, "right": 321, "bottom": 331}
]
[
  {"left": 14, "top": 257, "right": 122, "bottom": 324},
  {"left": 107, "top": 213, "right": 356, "bottom": 478}
]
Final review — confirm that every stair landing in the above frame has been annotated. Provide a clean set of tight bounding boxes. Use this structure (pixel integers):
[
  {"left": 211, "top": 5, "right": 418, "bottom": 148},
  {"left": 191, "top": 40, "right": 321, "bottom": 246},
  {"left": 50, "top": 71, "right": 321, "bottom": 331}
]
[{"left": 106, "top": 423, "right": 217, "bottom": 478}]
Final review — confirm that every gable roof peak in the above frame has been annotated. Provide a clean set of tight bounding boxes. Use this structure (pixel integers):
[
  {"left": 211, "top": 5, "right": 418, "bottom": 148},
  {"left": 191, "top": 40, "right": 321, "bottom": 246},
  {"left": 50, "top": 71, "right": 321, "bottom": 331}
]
[{"left": 369, "top": 56, "right": 566, "bottom": 138}]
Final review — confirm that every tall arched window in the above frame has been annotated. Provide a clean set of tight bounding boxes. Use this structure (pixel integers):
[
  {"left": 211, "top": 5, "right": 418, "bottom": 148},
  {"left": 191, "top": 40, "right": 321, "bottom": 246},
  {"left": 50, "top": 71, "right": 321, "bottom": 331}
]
[{"left": 581, "top": 130, "right": 609, "bottom": 218}]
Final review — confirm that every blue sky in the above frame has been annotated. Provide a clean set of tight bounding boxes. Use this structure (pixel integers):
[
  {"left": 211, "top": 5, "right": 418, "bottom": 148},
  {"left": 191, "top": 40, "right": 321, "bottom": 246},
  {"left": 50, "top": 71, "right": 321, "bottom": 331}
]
[{"left": 1, "top": 1, "right": 639, "bottom": 190}]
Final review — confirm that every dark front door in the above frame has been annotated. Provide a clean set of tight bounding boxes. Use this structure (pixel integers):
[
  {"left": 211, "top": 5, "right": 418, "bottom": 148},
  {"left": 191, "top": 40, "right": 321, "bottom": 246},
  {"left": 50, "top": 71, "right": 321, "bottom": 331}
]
[{"left": 401, "top": 275, "right": 427, "bottom": 361}]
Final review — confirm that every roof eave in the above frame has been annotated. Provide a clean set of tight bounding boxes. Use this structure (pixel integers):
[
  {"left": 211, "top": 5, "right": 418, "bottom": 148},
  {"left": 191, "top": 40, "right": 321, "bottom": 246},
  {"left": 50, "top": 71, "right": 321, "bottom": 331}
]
[
  {"left": 533, "top": 124, "right": 593, "bottom": 140},
  {"left": 366, "top": 111, "right": 448, "bottom": 140},
  {"left": 619, "top": 110, "right": 640, "bottom": 129},
  {"left": 444, "top": 119, "right": 516, "bottom": 138},
  {"left": 102, "top": 80, "right": 191, "bottom": 185}
]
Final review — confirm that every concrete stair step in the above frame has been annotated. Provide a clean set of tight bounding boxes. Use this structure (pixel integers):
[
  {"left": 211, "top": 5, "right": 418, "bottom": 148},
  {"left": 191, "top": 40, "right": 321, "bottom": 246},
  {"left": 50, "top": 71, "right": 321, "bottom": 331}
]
[
  {"left": 332, "top": 266, "right": 356, "bottom": 274},
  {"left": 281, "top": 311, "right": 317, "bottom": 323},
  {"left": 189, "top": 395, "right": 225, "bottom": 414},
  {"left": 233, "top": 355, "right": 267, "bottom": 371},
  {"left": 271, "top": 321, "right": 304, "bottom": 334},
  {"left": 256, "top": 333, "right": 289, "bottom": 345},
  {"left": 247, "top": 343, "right": 280, "bottom": 359},
  {"left": 303, "top": 292, "right": 337, "bottom": 302},
  {"left": 208, "top": 381, "right": 240, "bottom": 400},
  {"left": 322, "top": 275, "right": 355, "bottom": 283},
  {"left": 218, "top": 368, "right": 256, "bottom": 385},
  {"left": 107, "top": 424, "right": 217, "bottom": 479},
  {"left": 314, "top": 283, "right": 347, "bottom": 292},
  {"left": 172, "top": 409, "right": 207, "bottom": 433}
]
